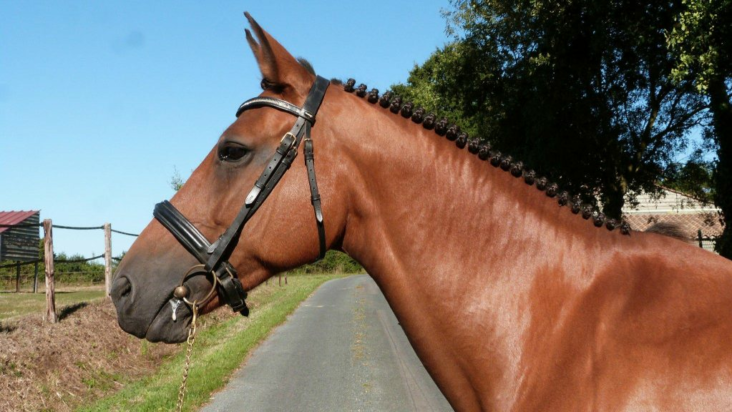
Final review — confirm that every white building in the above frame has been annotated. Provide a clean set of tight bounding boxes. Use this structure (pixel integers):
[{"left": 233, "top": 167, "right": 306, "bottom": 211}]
[{"left": 622, "top": 187, "right": 723, "bottom": 252}]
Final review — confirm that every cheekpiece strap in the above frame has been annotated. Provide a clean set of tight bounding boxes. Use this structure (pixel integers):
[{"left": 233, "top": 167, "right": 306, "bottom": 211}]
[{"left": 206, "top": 76, "right": 330, "bottom": 271}]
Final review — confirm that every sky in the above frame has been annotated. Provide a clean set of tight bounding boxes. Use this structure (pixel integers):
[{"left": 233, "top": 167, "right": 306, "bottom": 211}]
[{"left": 0, "top": 1, "right": 452, "bottom": 259}]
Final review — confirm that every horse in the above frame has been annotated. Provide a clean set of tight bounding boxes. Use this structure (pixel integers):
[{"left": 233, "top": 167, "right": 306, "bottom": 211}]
[{"left": 112, "top": 13, "right": 732, "bottom": 411}]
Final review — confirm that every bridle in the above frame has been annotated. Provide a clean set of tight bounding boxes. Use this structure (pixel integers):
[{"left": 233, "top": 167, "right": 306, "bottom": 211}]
[{"left": 153, "top": 75, "right": 330, "bottom": 316}]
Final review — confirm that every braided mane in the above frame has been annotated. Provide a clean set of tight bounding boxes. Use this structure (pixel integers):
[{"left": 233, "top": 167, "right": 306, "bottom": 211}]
[{"left": 339, "top": 78, "right": 631, "bottom": 236}]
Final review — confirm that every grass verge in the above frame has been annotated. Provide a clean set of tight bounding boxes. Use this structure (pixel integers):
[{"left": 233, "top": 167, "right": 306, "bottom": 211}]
[
  {"left": 78, "top": 273, "right": 342, "bottom": 412},
  {"left": 0, "top": 289, "right": 105, "bottom": 320}
]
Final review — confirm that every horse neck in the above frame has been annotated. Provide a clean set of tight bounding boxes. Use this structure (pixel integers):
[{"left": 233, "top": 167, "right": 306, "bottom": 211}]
[
  {"left": 325, "top": 93, "right": 606, "bottom": 289},
  {"left": 322, "top": 90, "right": 614, "bottom": 404}
]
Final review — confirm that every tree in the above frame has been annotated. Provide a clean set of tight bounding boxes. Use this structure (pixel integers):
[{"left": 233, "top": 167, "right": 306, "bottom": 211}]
[
  {"left": 662, "top": 156, "right": 716, "bottom": 204},
  {"left": 170, "top": 167, "right": 185, "bottom": 192},
  {"left": 667, "top": 0, "right": 732, "bottom": 257},
  {"left": 394, "top": 0, "right": 709, "bottom": 218}
]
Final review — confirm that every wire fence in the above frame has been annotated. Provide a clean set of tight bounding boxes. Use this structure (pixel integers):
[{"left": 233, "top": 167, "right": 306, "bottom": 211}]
[
  {"left": 0, "top": 261, "right": 105, "bottom": 292},
  {"left": 0, "top": 223, "right": 139, "bottom": 236}
]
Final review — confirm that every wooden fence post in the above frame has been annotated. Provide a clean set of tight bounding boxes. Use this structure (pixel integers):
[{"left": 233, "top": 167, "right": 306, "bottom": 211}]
[
  {"left": 33, "top": 261, "right": 39, "bottom": 293},
  {"left": 15, "top": 262, "right": 20, "bottom": 293},
  {"left": 104, "top": 223, "right": 112, "bottom": 297},
  {"left": 43, "top": 219, "right": 57, "bottom": 323}
]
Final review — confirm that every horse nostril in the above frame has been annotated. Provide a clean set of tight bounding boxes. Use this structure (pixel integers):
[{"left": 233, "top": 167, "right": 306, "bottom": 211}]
[
  {"left": 120, "top": 282, "right": 131, "bottom": 297},
  {"left": 112, "top": 276, "right": 132, "bottom": 300}
]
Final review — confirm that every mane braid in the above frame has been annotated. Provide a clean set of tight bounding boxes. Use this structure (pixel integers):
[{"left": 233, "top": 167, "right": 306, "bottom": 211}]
[{"left": 341, "top": 78, "right": 632, "bottom": 236}]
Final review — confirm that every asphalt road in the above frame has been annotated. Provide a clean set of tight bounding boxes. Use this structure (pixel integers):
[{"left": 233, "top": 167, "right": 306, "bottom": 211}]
[{"left": 200, "top": 275, "right": 453, "bottom": 412}]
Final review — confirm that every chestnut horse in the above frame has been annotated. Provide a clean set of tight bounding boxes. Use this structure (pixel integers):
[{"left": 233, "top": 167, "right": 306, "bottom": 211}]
[{"left": 112, "top": 14, "right": 732, "bottom": 411}]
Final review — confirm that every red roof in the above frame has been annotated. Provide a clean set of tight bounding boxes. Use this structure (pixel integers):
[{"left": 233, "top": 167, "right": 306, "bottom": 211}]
[{"left": 0, "top": 210, "right": 40, "bottom": 234}]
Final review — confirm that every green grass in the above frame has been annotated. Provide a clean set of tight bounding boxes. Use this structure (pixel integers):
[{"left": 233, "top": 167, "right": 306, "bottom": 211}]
[
  {"left": 0, "top": 289, "right": 105, "bottom": 320},
  {"left": 78, "top": 273, "right": 342, "bottom": 412}
]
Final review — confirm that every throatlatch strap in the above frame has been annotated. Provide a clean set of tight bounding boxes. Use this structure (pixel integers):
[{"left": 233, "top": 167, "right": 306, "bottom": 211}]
[{"left": 304, "top": 134, "right": 326, "bottom": 260}]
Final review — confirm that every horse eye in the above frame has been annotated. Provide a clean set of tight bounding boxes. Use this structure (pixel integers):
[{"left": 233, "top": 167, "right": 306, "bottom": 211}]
[{"left": 218, "top": 144, "right": 249, "bottom": 162}]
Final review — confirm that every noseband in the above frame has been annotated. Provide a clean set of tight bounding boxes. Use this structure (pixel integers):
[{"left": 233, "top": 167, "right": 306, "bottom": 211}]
[{"left": 153, "top": 76, "right": 330, "bottom": 316}]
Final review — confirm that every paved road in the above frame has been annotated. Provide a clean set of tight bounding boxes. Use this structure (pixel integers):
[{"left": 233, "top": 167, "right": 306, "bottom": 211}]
[{"left": 201, "top": 275, "right": 453, "bottom": 412}]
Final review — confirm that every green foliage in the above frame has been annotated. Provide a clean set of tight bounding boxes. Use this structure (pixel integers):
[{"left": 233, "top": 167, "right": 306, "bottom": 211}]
[
  {"left": 170, "top": 167, "right": 185, "bottom": 192},
  {"left": 666, "top": 0, "right": 732, "bottom": 258},
  {"left": 395, "top": 0, "right": 710, "bottom": 219},
  {"left": 666, "top": 0, "right": 731, "bottom": 92},
  {"left": 289, "top": 251, "right": 363, "bottom": 274},
  {"left": 0, "top": 254, "right": 105, "bottom": 288},
  {"left": 392, "top": 42, "right": 487, "bottom": 139},
  {"left": 662, "top": 157, "right": 716, "bottom": 203}
]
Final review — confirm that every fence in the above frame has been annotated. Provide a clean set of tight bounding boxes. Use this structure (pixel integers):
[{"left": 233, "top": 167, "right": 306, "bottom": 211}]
[
  {"left": 0, "top": 255, "right": 104, "bottom": 292},
  {"left": 697, "top": 230, "right": 718, "bottom": 253},
  {"left": 0, "top": 219, "right": 138, "bottom": 323}
]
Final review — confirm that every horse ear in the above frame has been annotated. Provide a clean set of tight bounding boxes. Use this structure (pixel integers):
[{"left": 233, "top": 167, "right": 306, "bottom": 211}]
[{"left": 244, "top": 12, "right": 312, "bottom": 93}]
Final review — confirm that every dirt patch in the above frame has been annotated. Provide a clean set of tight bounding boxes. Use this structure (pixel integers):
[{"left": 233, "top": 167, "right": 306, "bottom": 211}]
[{"left": 0, "top": 300, "right": 182, "bottom": 412}]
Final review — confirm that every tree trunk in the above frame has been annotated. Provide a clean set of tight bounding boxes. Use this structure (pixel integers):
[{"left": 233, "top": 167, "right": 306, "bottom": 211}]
[
  {"left": 601, "top": 179, "right": 626, "bottom": 221},
  {"left": 708, "top": 76, "right": 732, "bottom": 259}
]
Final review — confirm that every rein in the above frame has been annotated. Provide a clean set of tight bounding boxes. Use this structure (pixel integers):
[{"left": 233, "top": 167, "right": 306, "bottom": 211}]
[{"left": 153, "top": 75, "right": 330, "bottom": 316}]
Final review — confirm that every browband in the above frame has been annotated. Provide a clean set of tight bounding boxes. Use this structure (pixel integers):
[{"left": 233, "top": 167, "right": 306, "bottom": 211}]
[{"left": 236, "top": 97, "right": 314, "bottom": 121}]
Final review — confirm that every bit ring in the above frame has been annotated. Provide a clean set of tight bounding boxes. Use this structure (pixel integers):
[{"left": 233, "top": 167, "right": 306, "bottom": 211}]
[{"left": 178, "top": 264, "right": 219, "bottom": 308}]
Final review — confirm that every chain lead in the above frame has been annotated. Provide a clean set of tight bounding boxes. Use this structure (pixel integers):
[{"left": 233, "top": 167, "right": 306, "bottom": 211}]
[{"left": 177, "top": 303, "right": 199, "bottom": 412}]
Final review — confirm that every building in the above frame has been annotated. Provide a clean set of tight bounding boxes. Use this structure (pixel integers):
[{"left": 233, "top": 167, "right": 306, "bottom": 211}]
[
  {"left": 622, "top": 188, "right": 723, "bottom": 252},
  {"left": 0, "top": 210, "right": 41, "bottom": 262}
]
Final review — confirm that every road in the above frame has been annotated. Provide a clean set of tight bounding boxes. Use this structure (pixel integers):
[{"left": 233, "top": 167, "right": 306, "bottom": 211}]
[{"left": 201, "top": 275, "right": 453, "bottom": 412}]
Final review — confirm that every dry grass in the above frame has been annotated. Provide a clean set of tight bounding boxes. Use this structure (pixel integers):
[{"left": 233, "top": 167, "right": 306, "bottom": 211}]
[
  {"left": 82, "top": 274, "right": 342, "bottom": 411},
  {"left": 0, "top": 299, "right": 178, "bottom": 412},
  {"left": 0, "top": 274, "right": 342, "bottom": 412}
]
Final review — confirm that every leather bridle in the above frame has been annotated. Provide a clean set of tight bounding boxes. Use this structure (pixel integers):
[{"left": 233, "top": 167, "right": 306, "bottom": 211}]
[{"left": 153, "top": 75, "right": 330, "bottom": 316}]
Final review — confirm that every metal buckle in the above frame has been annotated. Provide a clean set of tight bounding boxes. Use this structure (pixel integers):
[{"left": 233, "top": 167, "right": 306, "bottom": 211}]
[
  {"left": 280, "top": 132, "right": 297, "bottom": 149},
  {"left": 222, "top": 265, "right": 236, "bottom": 280}
]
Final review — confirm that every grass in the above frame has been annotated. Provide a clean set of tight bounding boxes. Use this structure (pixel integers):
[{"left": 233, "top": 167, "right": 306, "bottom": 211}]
[
  {"left": 0, "top": 288, "right": 105, "bottom": 320},
  {"left": 78, "top": 273, "right": 343, "bottom": 412}
]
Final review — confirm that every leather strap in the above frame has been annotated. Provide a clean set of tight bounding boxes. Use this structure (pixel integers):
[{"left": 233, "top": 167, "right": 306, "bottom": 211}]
[
  {"left": 153, "top": 75, "right": 330, "bottom": 315},
  {"left": 304, "top": 136, "right": 326, "bottom": 259},
  {"left": 204, "top": 135, "right": 297, "bottom": 271},
  {"left": 154, "top": 200, "right": 210, "bottom": 263},
  {"left": 236, "top": 97, "right": 314, "bottom": 121},
  {"left": 154, "top": 201, "right": 249, "bottom": 314},
  {"left": 206, "top": 76, "right": 330, "bottom": 271}
]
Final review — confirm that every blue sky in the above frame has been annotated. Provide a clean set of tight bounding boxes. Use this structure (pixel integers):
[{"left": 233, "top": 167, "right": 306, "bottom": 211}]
[{"left": 1, "top": 1, "right": 452, "bottom": 258}]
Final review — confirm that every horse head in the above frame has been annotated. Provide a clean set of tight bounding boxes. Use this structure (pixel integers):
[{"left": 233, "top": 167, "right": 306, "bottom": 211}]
[{"left": 111, "top": 14, "right": 350, "bottom": 343}]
